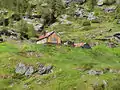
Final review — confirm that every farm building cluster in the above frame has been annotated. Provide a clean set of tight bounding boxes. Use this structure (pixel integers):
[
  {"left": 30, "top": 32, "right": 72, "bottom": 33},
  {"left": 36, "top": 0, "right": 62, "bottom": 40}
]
[{"left": 37, "top": 31, "right": 91, "bottom": 49}]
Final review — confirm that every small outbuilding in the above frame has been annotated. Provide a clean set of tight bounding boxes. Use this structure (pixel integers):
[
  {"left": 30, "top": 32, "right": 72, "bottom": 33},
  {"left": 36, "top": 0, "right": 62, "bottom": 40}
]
[
  {"left": 74, "top": 43, "right": 91, "bottom": 49},
  {"left": 37, "top": 31, "right": 61, "bottom": 44}
]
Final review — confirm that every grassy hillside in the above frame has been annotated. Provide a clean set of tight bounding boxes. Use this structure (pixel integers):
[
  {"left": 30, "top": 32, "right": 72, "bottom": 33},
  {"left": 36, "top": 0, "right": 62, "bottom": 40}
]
[
  {"left": 0, "top": 0, "right": 120, "bottom": 90},
  {"left": 0, "top": 42, "right": 120, "bottom": 90}
]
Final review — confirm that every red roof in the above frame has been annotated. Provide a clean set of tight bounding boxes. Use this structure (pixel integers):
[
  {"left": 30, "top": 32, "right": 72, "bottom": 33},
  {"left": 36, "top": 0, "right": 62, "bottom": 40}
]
[
  {"left": 39, "top": 31, "right": 54, "bottom": 40},
  {"left": 74, "top": 43, "right": 85, "bottom": 47}
]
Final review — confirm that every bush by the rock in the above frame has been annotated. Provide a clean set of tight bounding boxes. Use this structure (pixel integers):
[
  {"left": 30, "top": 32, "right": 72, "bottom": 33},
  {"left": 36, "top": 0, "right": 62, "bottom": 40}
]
[{"left": 82, "top": 20, "right": 91, "bottom": 26}]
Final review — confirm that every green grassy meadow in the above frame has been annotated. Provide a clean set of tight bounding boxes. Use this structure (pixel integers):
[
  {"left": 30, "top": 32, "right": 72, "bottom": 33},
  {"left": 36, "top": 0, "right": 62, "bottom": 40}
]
[{"left": 0, "top": 42, "right": 120, "bottom": 90}]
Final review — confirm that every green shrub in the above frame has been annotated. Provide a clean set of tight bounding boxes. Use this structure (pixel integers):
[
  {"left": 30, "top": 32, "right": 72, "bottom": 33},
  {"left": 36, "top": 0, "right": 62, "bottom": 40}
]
[
  {"left": 91, "top": 19, "right": 101, "bottom": 23},
  {"left": 82, "top": 20, "right": 91, "bottom": 26},
  {"left": 15, "top": 20, "right": 36, "bottom": 38}
]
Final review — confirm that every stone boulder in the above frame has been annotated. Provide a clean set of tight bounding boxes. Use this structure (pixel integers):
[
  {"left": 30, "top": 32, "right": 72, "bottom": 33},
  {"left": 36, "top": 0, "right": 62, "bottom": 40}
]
[
  {"left": 103, "top": 6, "right": 116, "bottom": 13},
  {"left": 58, "top": 15, "right": 72, "bottom": 25},
  {"left": 88, "top": 70, "right": 103, "bottom": 75},
  {"left": 0, "top": 30, "right": 19, "bottom": 41},
  {"left": 25, "top": 66, "right": 34, "bottom": 76},
  {"left": 113, "top": 33, "right": 120, "bottom": 39},
  {"left": 15, "top": 63, "right": 27, "bottom": 74},
  {"left": 87, "top": 12, "right": 97, "bottom": 21},
  {"left": 38, "top": 64, "right": 53, "bottom": 75},
  {"left": 15, "top": 63, "right": 53, "bottom": 76},
  {"left": 34, "top": 24, "right": 44, "bottom": 32},
  {"left": 74, "top": 8, "right": 87, "bottom": 18}
]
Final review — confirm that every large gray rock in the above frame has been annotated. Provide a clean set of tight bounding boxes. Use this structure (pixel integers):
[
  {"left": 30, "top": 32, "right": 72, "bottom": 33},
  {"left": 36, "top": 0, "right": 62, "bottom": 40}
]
[
  {"left": 113, "top": 33, "right": 120, "bottom": 39},
  {"left": 15, "top": 63, "right": 53, "bottom": 76},
  {"left": 104, "top": 6, "right": 116, "bottom": 13},
  {"left": 87, "top": 12, "right": 96, "bottom": 20},
  {"left": 46, "top": 65, "right": 53, "bottom": 73},
  {"left": 58, "top": 15, "right": 72, "bottom": 25},
  {"left": 38, "top": 67, "right": 47, "bottom": 75},
  {"left": 75, "top": 8, "right": 86, "bottom": 18},
  {"left": 88, "top": 70, "right": 103, "bottom": 75},
  {"left": 25, "top": 66, "right": 34, "bottom": 76},
  {"left": 38, "top": 65, "right": 53, "bottom": 75},
  {"left": 113, "top": 33, "right": 120, "bottom": 43},
  {"left": 15, "top": 63, "right": 27, "bottom": 74},
  {"left": 34, "top": 24, "right": 44, "bottom": 32}
]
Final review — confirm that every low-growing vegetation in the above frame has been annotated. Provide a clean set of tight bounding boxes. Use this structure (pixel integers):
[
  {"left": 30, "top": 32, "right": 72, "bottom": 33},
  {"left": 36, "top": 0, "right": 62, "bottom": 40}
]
[
  {"left": 0, "top": 0, "right": 120, "bottom": 90},
  {"left": 0, "top": 42, "right": 120, "bottom": 90}
]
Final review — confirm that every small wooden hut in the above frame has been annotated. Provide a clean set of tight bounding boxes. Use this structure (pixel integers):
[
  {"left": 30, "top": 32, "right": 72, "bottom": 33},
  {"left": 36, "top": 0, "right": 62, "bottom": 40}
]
[{"left": 37, "top": 31, "right": 61, "bottom": 44}]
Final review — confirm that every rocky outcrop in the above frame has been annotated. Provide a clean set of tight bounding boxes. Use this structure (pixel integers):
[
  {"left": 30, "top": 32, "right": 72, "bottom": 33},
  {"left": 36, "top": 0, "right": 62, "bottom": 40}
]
[
  {"left": 113, "top": 33, "right": 120, "bottom": 39},
  {"left": 58, "top": 14, "right": 72, "bottom": 25},
  {"left": 87, "top": 12, "right": 97, "bottom": 21},
  {"left": 64, "top": 0, "right": 86, "bottom": 4},
  {"left": 34, "top": 24, "right": 44, "bottom": 32},
  {"left": 103, "top": 6, "right": 116, "bottom": 13},
  {"left": 74, "top": 8, "right": 87, "bottom": 18},
  {"left": 0, "top": 30, "right": 18, "bottom": 39},
  {"left": 38, "top": 64, "right": 53, "bottom": 75},
  {"left": 15, "top": 63, "right": 27, "bottom": 75},
  {"left": 15, "top": 63, "right": 53, "bottom": 76},
  {"left": 88, "top": 70, "right": 103, "bottom": 75}
]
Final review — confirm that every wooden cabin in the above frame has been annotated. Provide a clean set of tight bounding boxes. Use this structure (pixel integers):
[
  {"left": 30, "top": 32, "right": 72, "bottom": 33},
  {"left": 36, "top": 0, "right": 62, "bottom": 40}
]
[{"left": 37, "top": 31, "right": 61, "bottom": 44}]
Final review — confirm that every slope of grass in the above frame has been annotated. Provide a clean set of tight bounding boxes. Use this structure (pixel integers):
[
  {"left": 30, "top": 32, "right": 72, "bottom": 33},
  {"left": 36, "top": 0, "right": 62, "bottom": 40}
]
[{"left": 0, "top": 42, "right": 120, "bottom": 90}]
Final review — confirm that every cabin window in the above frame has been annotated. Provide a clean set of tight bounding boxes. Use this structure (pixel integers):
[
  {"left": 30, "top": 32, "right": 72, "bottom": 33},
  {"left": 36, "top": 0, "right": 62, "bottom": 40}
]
[{"left": 51, "top": 37, "right": 57, "bottom": 43}]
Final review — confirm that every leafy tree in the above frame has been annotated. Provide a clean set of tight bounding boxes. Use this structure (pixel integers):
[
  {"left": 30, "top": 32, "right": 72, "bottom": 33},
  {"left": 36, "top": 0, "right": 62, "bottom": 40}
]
[
  {"left": 36, "top": 0, "right": 65, "bottom": 25},
  {"left": 15, "top": 20, "right": 35, "bottom": 38}
]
